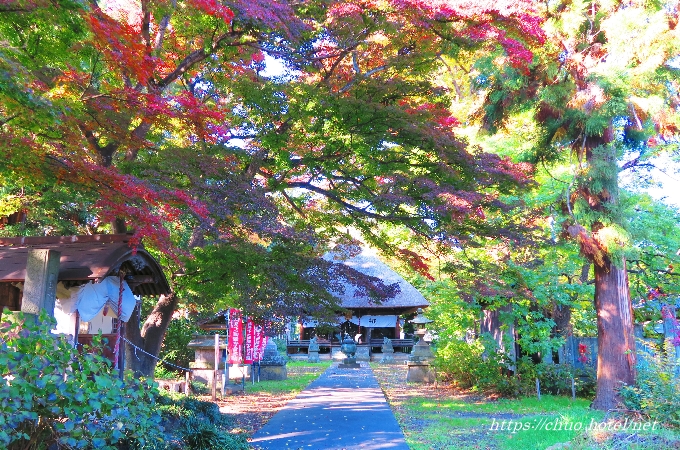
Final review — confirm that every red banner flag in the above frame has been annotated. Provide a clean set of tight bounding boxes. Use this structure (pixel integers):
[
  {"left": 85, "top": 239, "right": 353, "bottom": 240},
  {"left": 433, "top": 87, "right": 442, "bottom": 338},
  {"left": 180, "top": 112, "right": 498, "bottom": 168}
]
[
  {"left": 228, "top": 309, "right": 243, "bottom": 364},
  {"left": 254, "top": 324, "right": 267, "bottom": 362},
  {"left": 245, "top": 320, "right": 267, "bottom": 363},
  {"left": 244, "top": 318, "right": 255, "bottom": 364}
]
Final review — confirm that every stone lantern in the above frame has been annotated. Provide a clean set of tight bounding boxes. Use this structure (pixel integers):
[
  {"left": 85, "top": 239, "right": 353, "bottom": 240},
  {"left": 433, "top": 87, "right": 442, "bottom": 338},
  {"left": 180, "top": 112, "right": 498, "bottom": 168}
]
[
  {"left": 406, "top": 308, "right": 435, "bottom": 382},
  {"left": 339, "top": 333, "right": 360, "bottom": 368},
  {"left": 259, "top": 338, "right": 288, "bottom": 381}
]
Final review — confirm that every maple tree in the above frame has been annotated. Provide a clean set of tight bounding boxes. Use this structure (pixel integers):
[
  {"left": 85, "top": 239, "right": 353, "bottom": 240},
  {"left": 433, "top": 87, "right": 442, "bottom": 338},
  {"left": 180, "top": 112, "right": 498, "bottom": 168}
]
[{"left": 0, "top": 0, "right": 543, "bottom": 375}]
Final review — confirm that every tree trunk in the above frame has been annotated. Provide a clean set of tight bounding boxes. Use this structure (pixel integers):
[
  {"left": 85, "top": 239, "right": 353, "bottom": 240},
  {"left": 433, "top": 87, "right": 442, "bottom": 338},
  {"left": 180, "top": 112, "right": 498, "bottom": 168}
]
[
  {"left": 591, "top": 258, "right": 636, "bottom": 410},
  {"left": 480, "top": 303, "right": 516, "bottom": 371},
  {"left": 125, "top": 292, "right": 178, "bottom": 377},
  {"left": 556, "top": 262, "right": 589, "bottom": 364}
]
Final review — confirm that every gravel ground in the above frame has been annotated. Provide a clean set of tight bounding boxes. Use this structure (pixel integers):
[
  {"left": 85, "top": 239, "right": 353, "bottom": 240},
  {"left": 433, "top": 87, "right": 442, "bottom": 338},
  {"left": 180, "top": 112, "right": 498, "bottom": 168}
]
[{"left": 213, "top": 364, "right": 329, "bottom": 436}]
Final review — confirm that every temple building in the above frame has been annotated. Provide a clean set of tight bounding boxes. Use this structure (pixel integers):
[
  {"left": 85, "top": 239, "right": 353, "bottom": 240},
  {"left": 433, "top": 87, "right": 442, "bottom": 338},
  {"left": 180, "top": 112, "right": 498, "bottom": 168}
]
[{"left": 288, "top": 246, "right": 429, "bottom": 354}]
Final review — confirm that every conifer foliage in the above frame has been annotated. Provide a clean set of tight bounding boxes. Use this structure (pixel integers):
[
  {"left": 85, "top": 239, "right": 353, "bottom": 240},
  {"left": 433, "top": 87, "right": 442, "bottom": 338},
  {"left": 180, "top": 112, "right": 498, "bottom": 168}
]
[{"left": 474, "top": 0, "right": 680, "bottom": 409}]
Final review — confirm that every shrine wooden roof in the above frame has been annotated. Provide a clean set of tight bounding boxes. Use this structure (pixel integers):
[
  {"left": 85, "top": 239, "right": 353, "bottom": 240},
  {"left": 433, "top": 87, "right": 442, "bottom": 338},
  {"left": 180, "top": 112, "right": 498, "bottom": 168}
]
[{"left": 0, "top": 234, "right": 170, "bottom": 296}]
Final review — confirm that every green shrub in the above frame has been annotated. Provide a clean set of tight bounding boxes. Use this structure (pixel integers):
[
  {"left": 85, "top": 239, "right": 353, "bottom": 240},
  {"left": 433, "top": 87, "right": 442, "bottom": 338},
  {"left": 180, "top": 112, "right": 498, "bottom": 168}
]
[
  {"left": 154, "top": 364, "right": 182, "bottom": 380},
  {"left": 435, "top": 337, "right": 520, "bottom": 396},
  {"left": 0, "top": 310, "right": 163, "bottom": 449},
  {"left": 189, "top": 380, "right": 210, "bottom": 395},
  {"left": 515, "top": 358, "right": 596, "bottom": 397},
  {"left": 619, "top": 342, "right": 680, "bottom": 428},
  {"left": 435, "top": 338, "right": 596, "bottom": 398},
  {"left": 156, "top": 392, "right": 248, "bottom": 450},
  {"left": 154, "top": 317, "right": 201, "bottom": 379}
]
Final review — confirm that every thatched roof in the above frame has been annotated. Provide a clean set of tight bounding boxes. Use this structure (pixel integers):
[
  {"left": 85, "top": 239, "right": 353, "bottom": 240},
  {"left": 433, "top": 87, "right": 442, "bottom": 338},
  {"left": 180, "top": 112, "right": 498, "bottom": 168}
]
[{"left": 324, "top": 247, "right": 429, "bottom": 313}]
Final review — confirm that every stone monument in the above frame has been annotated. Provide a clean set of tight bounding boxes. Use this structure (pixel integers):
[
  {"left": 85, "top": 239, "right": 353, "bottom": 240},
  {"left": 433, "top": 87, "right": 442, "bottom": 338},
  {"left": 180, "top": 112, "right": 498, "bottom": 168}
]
[
  {"left": 187, "top": 335, "right": 236, "bottom": 386},
  {"left": 307, "top": 336, "right": 320, "bottom": 363},
  {"left": 338, "top": 333, "right": 360, "bottom": 368},
  {"left": 259, "top": 338, "right": 287, "bottom": 381},
  {"left": 406, "top": 308, "right": 435, "bottom": 383},
  {"left": 188, "top": 335, "right": 238, "bottom": 386},
  {"left": 380, "top": 337, "right": 395, "bottom": 364},
  {"left": 21, "top": 249, "right": 61, "bottom": 321}
]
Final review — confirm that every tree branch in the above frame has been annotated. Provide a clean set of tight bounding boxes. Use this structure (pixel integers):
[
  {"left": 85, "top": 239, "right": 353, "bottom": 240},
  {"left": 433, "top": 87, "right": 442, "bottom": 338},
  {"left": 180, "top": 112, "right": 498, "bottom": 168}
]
[
  {"left": 281, "top": 190, "right": 307, "bottom": 218},
  {"left": 156, "top": 32, "right": 253, "bottom": 89},
  {"left": 282, "top": 181, "right": 419, "bottom": 221},
  {"left": 0, "top": 114, "right": 17, "bottom": 127}
]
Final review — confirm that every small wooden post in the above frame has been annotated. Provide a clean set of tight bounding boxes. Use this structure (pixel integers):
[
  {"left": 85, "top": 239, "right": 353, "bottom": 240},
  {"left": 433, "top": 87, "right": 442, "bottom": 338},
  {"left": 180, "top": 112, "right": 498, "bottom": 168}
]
[
  {"left": 571, "top": 376, "right": 576, "bottom": 400},
  {"left": 535, "top": 378, "right": 541, "bottom": 400},
  {"left": 212, "top": 333, "right": 219, "bottom": 401},
  {"left": 73, "top": 311, "right": 80, "bottom": 348},
  {"left": 185, "top": 370, "right": 191, "bottom": 396}
]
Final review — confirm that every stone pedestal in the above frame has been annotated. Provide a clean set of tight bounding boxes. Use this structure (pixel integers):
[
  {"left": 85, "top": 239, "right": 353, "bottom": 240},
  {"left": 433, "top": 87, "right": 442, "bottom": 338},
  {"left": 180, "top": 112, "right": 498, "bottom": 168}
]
[
  {"left": 380, "top": 348, "right": 395, "bottom": 364},
  {"left": 355, "top": 345, "right": 370, "bottom": 362},
  {"left": 308, "top": 337, "right": 320, "bottom": 363},
  {"left": 406, "top": 362, "right": 435, "bottom": 383},
  {"left": 331, "top": 347, "right": 345, "bottom": 360},
  {"left": 258, "top": 339, "right": 287, "bottom": 381},
  {"left": 406, "top": 333, "right": 435, "bottom": 383},
  {"left": 259, "top": 364, "right": 287, "bottom": 381},
  {"left": 308, "top": 349, "right": 320, "bottom": 363},
  {"left": 380, "top": 338, "right": 395, "bottom": 364},
  {"left": 409, "top": 339, "right": 434, "bottom": 362},
  {"left": 338, "top": 362, "right": 361, "bottom": 368}
]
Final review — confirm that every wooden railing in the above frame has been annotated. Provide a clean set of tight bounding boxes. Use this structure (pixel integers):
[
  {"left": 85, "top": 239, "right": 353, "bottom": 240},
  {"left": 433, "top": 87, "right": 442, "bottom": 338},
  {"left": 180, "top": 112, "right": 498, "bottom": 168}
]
[
  {"left": 286, "top": 338, "right": 415, "bottom": 353},
  {"left": 369, "top": 338, "right": 415, "bottom": 350},
  {"left": 286, "top": 338, "right": 333, "bottom": 353}
]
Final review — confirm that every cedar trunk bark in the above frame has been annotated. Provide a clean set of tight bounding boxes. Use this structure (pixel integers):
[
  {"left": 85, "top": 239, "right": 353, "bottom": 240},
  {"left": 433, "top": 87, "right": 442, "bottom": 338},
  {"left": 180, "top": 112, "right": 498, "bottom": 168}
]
[
  {"left": 480, "top": 303, "right": 516, "bottom": 370},
  {"left": 591, "top": 258, "right": 636, "bottom": 410}
]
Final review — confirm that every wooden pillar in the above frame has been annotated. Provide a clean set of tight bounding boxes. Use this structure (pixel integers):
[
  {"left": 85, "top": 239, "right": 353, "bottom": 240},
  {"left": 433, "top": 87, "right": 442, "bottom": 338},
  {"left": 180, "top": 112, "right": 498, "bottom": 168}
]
[
  {"left": 73, "top": 311, "right": 80, "bottom": 348},
  {"left": 21, "top": 249, "right": 61, "bottom": 321},
  {"left": 118, "top": 323, "right": 126, "bottom": 380},
  {"left": 212, "top": 333, "right": 219, "bottom": 401}
]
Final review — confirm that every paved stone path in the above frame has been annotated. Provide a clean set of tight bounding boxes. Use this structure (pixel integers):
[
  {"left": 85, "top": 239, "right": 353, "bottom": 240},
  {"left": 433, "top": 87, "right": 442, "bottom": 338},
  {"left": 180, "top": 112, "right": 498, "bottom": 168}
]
[{"left": 250, "top": 362, "right": 410, "bottom": 449}]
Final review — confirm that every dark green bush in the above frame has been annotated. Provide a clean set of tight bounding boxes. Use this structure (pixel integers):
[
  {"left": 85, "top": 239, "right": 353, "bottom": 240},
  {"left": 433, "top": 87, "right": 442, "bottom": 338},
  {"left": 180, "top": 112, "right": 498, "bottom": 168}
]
[
  {"left": 436, "top": 338, "right": 596, "bottom": 398},
  {"left": 273, "top": 337, "right": 287, "bottom": 354},
  {"left": 435, "top": 336, "right": 520, "bottom": 396},
  {"left": 619, "top": 343, "right": 680, "bottom": 428},
  {"left": 516, "top": 358, "right": 596, "bottom": 397},
  {"left": 157, "top": 392, "right": 248, "bottom": 450},
  {"left": 0, "top": 310, "right": 163, "bottom": 449}
]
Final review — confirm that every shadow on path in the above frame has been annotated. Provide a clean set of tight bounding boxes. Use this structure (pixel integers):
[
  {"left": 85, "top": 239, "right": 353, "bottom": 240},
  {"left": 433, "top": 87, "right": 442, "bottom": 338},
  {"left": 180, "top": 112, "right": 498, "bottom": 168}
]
[{"left": 250, "top": 363, "right": 409, "bottom": 449}]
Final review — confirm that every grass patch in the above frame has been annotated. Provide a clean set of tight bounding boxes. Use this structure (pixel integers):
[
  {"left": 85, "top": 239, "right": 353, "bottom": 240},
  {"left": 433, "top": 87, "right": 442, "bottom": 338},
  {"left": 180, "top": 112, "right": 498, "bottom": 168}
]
[
  {"left": 244, "top": 360, "right": 331, "bottom": 394},
  {"left": 415, "top": 394, "right": 594, "bottom": 414},
  {"left": 400, "top": 395, "right": 606, "bottom": 450},
  {"left": 286, "top": 360, "right": 333, "bottom": 370},
  {"left": 398, "top": 393, "right": 680, "bottom": 449}
]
